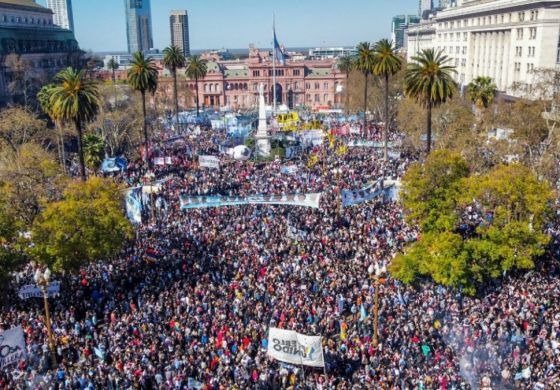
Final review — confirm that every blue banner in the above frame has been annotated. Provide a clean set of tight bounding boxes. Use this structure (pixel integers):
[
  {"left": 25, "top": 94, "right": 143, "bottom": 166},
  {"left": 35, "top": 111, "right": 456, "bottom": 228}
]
[
  {"left": 125, "top": 187, "right": 142, "bottom": 224},
  {"left": 341, "top": 181, "right": 384, "bottom": 208},
  {"left": 101, "top": 156, "right": 127, "bottom": 173}
]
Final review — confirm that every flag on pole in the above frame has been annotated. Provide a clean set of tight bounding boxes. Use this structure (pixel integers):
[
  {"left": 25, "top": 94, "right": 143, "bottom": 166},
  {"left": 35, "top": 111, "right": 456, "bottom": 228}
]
[{"left": 273, "top": 23, "right": 285, "bottom": 65}]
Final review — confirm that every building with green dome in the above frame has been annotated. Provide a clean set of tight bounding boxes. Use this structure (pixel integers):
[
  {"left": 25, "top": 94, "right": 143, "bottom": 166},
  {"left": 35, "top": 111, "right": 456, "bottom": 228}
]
[{"left": 0, "top": 0, "right": 80, "bottom": 104}]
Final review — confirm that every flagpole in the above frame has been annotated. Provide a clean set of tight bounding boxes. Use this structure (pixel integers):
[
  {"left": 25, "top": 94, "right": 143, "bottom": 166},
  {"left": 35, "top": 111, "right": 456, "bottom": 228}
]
[{"left": 273, "top": 15, "right": 277, "bottom": 115}]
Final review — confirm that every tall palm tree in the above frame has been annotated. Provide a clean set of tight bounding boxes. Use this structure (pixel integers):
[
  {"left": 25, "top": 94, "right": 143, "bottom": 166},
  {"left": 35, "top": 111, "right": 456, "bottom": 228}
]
[
  {"left": 107, "top": 58, "right": 119, "bottom": 108},
  {"left": 404, "top": 49, "right": 457, "bottom": 154},
  {"left": 467, "top": 76, "right": 498, "bottom": 110},
  {"left": 37, "top": 83, "right": 66, "bottom": 170},
  {"left": 337, "top": 55, "right": 354, "bottom": 114},
  {"left": 355, "top": 42, "right": 377, "bottom": 125},
  {"left": 127, "top": 52, "right": 158, "bottom": 166},
  {"left": 185, "top": 55, "right": 207, "bottom": 117},
  {"left": 373, "top": 39, "right": 402, "bottom": 160},
  {"left": 162, "top": 45, "right": 186, "bottom": 125},
  {"left": 50, "top": 67, "right": 100, "bottom": 181}
]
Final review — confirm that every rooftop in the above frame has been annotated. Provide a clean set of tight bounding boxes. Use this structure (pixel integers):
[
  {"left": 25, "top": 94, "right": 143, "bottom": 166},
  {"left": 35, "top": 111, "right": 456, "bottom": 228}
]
[{"left": 0, "top": 0, "right": 51, "bottom": 12}]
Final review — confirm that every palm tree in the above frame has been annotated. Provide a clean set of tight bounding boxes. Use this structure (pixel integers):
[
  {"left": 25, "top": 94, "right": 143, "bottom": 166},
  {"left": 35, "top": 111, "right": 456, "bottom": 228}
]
[
  {"left": 127, "top": 52, "right": 158, "bottom": 166},
  {"left": 404, "top": 49, "right": 457, "bottom": 154},
  {"left": 355, "top": 42, "right": 377, "bottom": 124},
  {"left": 185, "top": 55, "right": 207, "bottom": 117},
  {"left": 38, "top": 84, "right": 66, "bottom": 170},
  {"left": 107, "top": 58, "right": 119, "bottom": 108},
  {"left": 163, "top": 45, "right": 186, "bottom": 125},
  {"left": 337, "top": 55, "right": 354, "bottom": 114},
  {"left": 467, "top": 76, "right": 498, "bottom": 110},
  {"left": 373, "top": 39, "right": 402, "bottom": 160},
  {"left": 50, "top": 67, "right": 100, "bottom": 181}
]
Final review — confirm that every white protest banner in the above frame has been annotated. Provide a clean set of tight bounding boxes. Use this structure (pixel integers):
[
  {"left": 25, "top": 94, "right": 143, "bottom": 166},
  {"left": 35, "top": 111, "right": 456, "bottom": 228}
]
[
  {"left": 267, "top": 327, "right": 324, "bottom": 367},
  {"left": 0, "top": 327, "right": 25, "bottom": 369},
  {"left": 18, "top": 281, "right": 60, "bottom": 300},
  {"left": 198, "top": 155, "right": 220, "bottom": 169},
  {"left": 180, "top": 193, "right": 322, "bottom": 209}
]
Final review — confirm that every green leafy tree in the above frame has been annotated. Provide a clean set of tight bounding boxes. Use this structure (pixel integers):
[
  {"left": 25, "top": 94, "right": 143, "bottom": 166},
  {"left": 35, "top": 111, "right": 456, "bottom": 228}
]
[
  {"left": 337, "top": 55, "right": 354, "bottom": 114},
  {"left": 400, "top": 150, "right": 470, "bottom": 233},
  {"left": 373, "top": 39, "right": 402, "bottom": 159},
  {"left": 355, "top": 42, "right": 377, "bottom": 123},
  {"left": 163, "top": 45, "right": 186, "bottom": 124},
  {"left": 127, "top": 52, "right": 158, "bottom": 166},
  {"left": 393, "top": 155, "right": 553, "bottom": 294},
  {"left": 467, "top": 76, "right": 498, "bottom": 110},
  {"left": 82, "top": 134, "right": 105, "bottom": 171},
  {"left": 185, "top": 55, "right": 207, "bottom": 117},
  {"left": 50, "top": 67, "right": 100, "bottom": 181},
  {"left": 404, "top": 49, "right": 457, "bottom": 154},
  {"left": 0, "top": 196, "right": 24, "bottom": 301},
  {"left": 38, "top": 84, "right": 67, "bottom": 169},
  {"left": 0, "top": 143, "right": 66, "bottom": 227},
  {"left": 30, "top": 177, "right": 134, "bottom": 271}
]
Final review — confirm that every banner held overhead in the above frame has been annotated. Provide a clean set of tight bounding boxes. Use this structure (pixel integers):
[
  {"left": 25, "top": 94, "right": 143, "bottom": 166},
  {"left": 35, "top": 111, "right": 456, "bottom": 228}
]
[{"left": 180, "top": 193, "right": 322, "bottom": 209}]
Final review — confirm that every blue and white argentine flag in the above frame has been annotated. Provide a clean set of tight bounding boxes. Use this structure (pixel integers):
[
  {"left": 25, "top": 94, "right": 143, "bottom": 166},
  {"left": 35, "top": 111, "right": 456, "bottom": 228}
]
[{"left": 273, "top": 27, "right": 285, "bottom": 65}]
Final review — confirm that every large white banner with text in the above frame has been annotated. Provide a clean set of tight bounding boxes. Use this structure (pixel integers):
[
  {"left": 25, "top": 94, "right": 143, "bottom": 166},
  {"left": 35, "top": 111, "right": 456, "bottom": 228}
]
[
  {"left": 198, "top": 155, "right": 220, "bottom": 169},
  {"left": 18, "top": 281, "right": 60, "bottom": 300},
  {"left": 0, "top": 327, "right": 25, "bottom": 369},
  {"left": 267, "top": 327, "right": 324, "bottom": 367}
]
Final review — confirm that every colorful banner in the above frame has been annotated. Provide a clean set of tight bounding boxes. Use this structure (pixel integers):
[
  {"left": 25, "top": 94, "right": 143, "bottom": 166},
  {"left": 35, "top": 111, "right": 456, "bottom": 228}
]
[
  {"left": 125, "top": 187, "right": 142, "bottom": 224},
  {"left": 100, "top": 157, "right": 127, "bottom": 173},
  {"left": 341, "top": 181, "right": 384, "bottom": 208},
  {"left": 199, "top": 155, "right": 220, "bottom": 169},
  {"left": 266, "top": 327, "right": 324, "bottom": 367},
  {"left": 180, "top": 193, "right": 322, "bottom": 209},
  {"left": 0, "top": 327, "right": 25, "bottom": 369},
  {"left": 18, "top": 281, "right": 60, "bottom": 300}
]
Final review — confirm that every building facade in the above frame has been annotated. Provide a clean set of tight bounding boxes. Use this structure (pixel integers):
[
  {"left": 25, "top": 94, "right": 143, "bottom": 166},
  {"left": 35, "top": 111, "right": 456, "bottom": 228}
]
[
  {"left": 170, "top": 10, "right": 189, "bottom": 57},
  {"left": 0, "top": 0, "right": 80, "bottom": 104},
  {"left": 406, "top": 0, "right": 560, "bottom": 97},
  {"left": 308, "top": 47, "right": 356, "bottom": 60},
  {"left": 46, "top": 0, "right": 73, "bottom": 31},
  {"left": 391, "top": 15, "right": 421, "bottom": 49},
  {"left": 125, "top": 0, "right": 153, "bottom": 53}
]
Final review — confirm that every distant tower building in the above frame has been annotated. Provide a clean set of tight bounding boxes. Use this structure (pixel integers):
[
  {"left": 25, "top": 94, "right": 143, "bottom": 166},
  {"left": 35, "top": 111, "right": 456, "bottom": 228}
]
[
  {"left": 419, "top": 0, "right": 433, "bottom": 17},
  {"left": 46, "top": 0, "right": 74, "bottom": 30},
  {"left": 170, "top": 10, "right": 190, "bottom": 57},
  {"left": 391, "top": 15, "right": 421, "bottom": 49},
  {"left": 125, "top": 0, "right": 153, "bottom": 53}
]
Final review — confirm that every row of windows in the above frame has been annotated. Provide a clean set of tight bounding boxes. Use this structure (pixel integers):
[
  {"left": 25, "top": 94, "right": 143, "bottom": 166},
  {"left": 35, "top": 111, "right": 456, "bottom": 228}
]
[
  {"left": 1, "top": 14, "right": 52, "bottom": 26},
  {"left": 439, "top": 9, "right": 539, "bottom": 30},
  {"left": 515, "top": 46, "right": 537, "bottom": 57},
  {"left": 252, "top": 69, "right": 302, "bottom": 77},
  {"left": 197, "top": 81, "right": 337, "bottom": 92},
  {"left": 514, "top": 62, "right": 534, "bottom": 73},
  {"left": 516, "top": 27, "right": 537, "bottom": 40}
]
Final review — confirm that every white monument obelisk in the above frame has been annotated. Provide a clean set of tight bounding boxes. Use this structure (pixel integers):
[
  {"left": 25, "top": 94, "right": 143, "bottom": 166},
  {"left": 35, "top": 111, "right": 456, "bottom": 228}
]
[{"left": 255, "top": 83, "right": 271, "bottom": 157}]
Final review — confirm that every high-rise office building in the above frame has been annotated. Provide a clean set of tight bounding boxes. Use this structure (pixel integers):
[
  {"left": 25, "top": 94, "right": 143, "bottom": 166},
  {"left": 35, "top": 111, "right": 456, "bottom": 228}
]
[
  {"left": 125, "top": 0, "right": 153, "bottom": 53},
  {"left": 46, "top": 0, "right": 74, "bottom": 30},
  {"left": 391, "top": 15, "right": 421, "bottom": 49},
  {"left": 419, "top": 0, "right": 433, "bottom": 17},
  {"left": 170, "top": 10, "right": 190, "bottom": 57}
]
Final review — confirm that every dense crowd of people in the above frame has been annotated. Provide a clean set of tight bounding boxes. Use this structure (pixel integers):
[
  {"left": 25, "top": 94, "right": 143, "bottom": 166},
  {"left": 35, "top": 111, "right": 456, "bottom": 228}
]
[{"left": 1, "top": 123, "right": 559, "bottom": 389}]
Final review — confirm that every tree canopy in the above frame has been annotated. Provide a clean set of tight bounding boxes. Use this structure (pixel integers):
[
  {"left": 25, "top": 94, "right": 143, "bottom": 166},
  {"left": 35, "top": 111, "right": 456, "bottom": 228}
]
[
  {"left": 392, "top": 151, "right": 553, "bottom": 294},
  {"left": 30, "top": 177, "right": 134, "bottom": 271}
]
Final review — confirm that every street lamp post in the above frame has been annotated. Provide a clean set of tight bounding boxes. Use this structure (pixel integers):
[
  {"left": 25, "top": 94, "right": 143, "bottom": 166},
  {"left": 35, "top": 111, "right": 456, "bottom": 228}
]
[
  {"left": 368, "top": 263, "right": 386, "bottom": 348},
  {"left": 34, "top": 267, "right": 57, "bottom": 368}
]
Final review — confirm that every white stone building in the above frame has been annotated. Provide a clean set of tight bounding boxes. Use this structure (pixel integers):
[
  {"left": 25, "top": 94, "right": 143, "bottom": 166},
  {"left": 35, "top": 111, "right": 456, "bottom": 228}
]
[{"left": 405, "top": 0, "right": 560, "bottom": 97}]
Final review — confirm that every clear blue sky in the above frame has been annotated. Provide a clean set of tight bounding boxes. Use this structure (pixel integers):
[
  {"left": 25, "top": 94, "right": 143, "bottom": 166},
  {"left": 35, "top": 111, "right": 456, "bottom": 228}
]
[{"left": 37, "top": 0, "right": 419, "bottom": 52}]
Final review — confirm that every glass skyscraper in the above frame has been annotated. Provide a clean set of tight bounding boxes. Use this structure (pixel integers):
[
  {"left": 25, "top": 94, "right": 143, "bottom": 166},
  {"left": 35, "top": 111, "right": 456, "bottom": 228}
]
[
  {"left": 125, "top": 0, "right": 153, "bottom": 53},
  {"left": 46, "top": 0, "right": 74, "bottom": 31}
]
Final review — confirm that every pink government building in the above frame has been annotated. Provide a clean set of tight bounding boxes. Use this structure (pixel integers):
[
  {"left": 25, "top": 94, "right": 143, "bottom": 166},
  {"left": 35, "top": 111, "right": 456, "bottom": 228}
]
[
  {"left": 100, "top": 46, "right": 347, "bottom": 111},
  {"left": 184, "top": 46, "right": 347, "bottom": 110}
]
